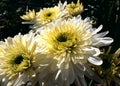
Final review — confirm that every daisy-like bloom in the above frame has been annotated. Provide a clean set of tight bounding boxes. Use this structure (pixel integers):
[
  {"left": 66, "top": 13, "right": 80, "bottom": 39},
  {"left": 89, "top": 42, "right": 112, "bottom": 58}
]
[
  {"left": 66, "top": 0, "right": 84, "bottom": 16},
  {"left": 20, "top": 9, "right": 36, "bottom": 23},
  {"left": 0, "top": 33, "right": 47, "bottom": 86},
  {"left": 93, "top": 47, "right": 120, "bottom": 86},
  {"left": 35, "top": 15, "right": 113, "bottom": 86},
  {"left": 36, "top": 7, "right": 60, "bottom": 24},
  {"left": 35, "top": 1, "right": 67, "bottom": 27}
]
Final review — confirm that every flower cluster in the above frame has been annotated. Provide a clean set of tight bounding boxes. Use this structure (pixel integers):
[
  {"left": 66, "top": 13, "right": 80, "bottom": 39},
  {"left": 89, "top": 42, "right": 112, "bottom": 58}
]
[
  {"left": 0, "top": 0, "right": 117, "bottom": 86},
  {"left": 20, "top": 0, "right": 83, "bottom": 30}
]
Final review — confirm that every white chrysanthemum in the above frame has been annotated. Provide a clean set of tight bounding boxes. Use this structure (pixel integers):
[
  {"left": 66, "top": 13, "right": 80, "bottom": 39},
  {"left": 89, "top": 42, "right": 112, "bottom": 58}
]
[
  {"left": 66, "top": 0, "right": 84, "bottom": 16},
  {"left": 0, "top": 33, "right": 48, "bottom": 86},
  {"left": 36, "top": 15, "right": 113, "bottom": 85},
  {"left": 34, "top": 1, "right": 67, "bottom": 27},
  {"left": 20, "top": 9, "right": 36, "bottom": 21}
]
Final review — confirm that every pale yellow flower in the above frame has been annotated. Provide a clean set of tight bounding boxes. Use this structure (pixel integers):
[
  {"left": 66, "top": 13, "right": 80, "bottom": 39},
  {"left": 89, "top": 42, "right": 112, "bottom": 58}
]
[
  {"left": 20, "top": 9, "right": 35, "bottom": 21},
  {"left": 66, "top": 0, "right": 84, "bottom": 16},
  {"left": 36, "top": 16, "right": 113, "bottom": 85},
  {"left": 0, "top": 33, "right": 47, "bottom": 86},
  {"left": 36, "top": 7, "right": 60, "bottom": 24},
  {"left": 35, "top": 1, "right": 67, "bottom": 27}
]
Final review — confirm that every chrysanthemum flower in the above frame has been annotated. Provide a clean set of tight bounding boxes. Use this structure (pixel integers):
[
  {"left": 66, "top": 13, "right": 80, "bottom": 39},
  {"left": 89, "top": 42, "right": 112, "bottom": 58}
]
[
  {"left": 20, "top": 9, "right": 35, "bottom": 21},
  {"left": 93, "top": 47, "right": 120, "bottom": 86},
  {"left": 0, "top": 33, "right": 47, "bottom": 86},
  {"left": 35, "top": 1, "right": 67, "bottom": 27},
  {"left": 66, "top": 0, "right": 84, "bottom": 16},
  {"left": 35, "top": 15, "right": 113, "bottom": 85},
  {"left": 36, "top": 7, "right": 60, "bottom": 24}
]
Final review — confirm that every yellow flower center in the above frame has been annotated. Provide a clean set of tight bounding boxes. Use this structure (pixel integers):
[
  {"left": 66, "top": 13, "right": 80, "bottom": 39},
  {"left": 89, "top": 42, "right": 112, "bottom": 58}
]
[
  {"left": 46, "top": 12, "right": 52, "bottom": 17},
  {"left": 14, "top": 55, "right": 24, "bottom": 64},
  {"left": 1, "top": 43, "right": 33, "bottom": 79},
  {"left": 57, "top": 34, "right": 67, "bottom": 42},
  {"left": 6, "top": 52, "right": 31, "bottom": 72},
  {"left": 36, "top": 7, "right": 60, "bottom": 24},
  {"left": 41, "top": 22, "right": 92, "bottom": 56}
]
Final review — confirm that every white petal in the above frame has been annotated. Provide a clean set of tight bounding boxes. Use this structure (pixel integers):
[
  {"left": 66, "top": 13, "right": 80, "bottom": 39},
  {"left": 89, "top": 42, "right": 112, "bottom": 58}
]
[
  {"left": 84, "top": 17, "right": 90, "bottom": 22},
  {"left": 93, "top": 37, "right": 113, "bottom": 46},
  {"left": 57, "top": 57, "right": 65, "bottom": 68},
  {"left": 68, "top": 62, "right": 75, "bottom": 84},
  {"left": 93, "top": 25, "right": 103, "bottom": 34},
  {"left": 77, "top": 62, "right": 86, "bottom": 71},
  {"left": 13, "top": 73, "right": 29, "bottom": 86},
  {"left": 1, "top": 77, "right": 9, "bottom": 86},
  {"left": 56, "top": 74, "right": 64, "bottom": 86},
  {"left": 61, "top": 69, "right": 69, "bottom": 81},
  {"left": 100, "top": 37, "right": 114, "bottom": 44},
  {"left": 60, "top": 59, "right": 70, "bottom": 81},
  {"left": 55, "top": 70, "right": 61, "bottom": 80},
  {"left": 7, "top": 80, "right": 15, "bottom": 86},
  {"left": 83, "top": 47, "right": 100, "bottom": 56},
  {"left": 88, "top": 57, "right": 103, "bottom": 65},
  {"left": 74, "top": 62, "right": 85, "bottom": 78},
  {"left": 93, "top": 31, "right": 109, "bottom": 38},
  {"left": 5, "top": 37, "right": 13, "bottom": 45},
  {"left": 93, "top": 48, "right": 101, "bottom": 56}
]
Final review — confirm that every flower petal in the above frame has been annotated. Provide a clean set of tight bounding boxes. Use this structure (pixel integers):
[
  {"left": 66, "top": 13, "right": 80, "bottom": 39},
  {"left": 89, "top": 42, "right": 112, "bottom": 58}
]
[
  {"left": 68, "top": 62, "right": 75, "bottom": 84},
  {"left": 93, "top": 25, "right": 103, "bottom": 34},
  {"left": 93, "top": 31, "right": 109, "bottom": 38},
  {"left": 93, "top": 37, "right": 113, "bottom": 46},
  {"left": 88, "top": 57, "right": 103, "bottom": 65},
  {"left": 83, "top": 47, "right": 100, "bottom": 56}
]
